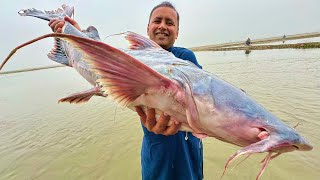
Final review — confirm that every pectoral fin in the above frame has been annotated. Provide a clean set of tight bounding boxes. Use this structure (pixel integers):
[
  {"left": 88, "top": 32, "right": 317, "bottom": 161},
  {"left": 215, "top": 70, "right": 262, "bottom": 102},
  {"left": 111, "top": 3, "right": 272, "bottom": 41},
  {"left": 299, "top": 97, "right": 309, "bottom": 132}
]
[
  {"left": 1, "top": 33, "right": 179, "bottom": 107},
  {"left": 58, "top": 87, "right": 105, "bottom": 104},
  {"left": 52, "top": 34, "right": 178, "bottom": 107}
]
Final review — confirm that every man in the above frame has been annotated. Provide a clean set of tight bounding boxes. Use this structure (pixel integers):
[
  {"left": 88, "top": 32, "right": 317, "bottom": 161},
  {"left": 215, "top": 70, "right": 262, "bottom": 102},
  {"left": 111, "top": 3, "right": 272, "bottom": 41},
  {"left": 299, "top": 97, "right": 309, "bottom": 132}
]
[
  {"left": 49, "top": 2, "right": 203, "bottom": 180},
  {"left": 245, "top": 37, "right": 251, "bottom": 46},
  {"left": 136, "top": 2, "right": 203, "bottom": 180}
]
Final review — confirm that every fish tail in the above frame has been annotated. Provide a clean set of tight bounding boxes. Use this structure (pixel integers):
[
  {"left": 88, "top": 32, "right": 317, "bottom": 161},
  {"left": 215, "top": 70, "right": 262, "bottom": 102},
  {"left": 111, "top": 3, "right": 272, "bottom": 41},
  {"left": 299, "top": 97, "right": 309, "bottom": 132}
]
[
  {"left": 17, "top": 5, "right": 74, "bottom": 66},
  {"left": 18, "top": 4, "right": 74, "bottom": 21},
  {"left": 17, "top": 4, "right": 100, "bottom": 66}
]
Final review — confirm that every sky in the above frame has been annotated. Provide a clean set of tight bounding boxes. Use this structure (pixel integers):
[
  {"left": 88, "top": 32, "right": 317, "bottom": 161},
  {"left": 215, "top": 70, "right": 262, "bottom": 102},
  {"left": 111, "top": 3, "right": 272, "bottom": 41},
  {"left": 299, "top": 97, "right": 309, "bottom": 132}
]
[{"left": 1, "top": 0, "right": 320, "bottom": 70}]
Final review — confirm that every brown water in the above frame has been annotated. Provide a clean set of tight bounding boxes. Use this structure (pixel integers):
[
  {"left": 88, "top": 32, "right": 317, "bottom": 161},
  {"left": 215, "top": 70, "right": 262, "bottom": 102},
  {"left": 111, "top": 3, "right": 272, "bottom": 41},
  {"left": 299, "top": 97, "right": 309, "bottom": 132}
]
[{"left": 0, "top": 49, "right": 319, "bottom": 180}]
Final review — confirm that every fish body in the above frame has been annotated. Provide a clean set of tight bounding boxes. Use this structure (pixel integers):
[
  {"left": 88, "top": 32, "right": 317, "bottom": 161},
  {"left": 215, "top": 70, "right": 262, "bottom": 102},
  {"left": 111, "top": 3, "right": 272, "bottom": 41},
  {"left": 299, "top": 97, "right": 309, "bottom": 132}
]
[
  {"left": 0, "top": 5, "right": 313, "bottom": 179},
  {"left": 123, "top": 48, "right": 311, "bottom": 149}
]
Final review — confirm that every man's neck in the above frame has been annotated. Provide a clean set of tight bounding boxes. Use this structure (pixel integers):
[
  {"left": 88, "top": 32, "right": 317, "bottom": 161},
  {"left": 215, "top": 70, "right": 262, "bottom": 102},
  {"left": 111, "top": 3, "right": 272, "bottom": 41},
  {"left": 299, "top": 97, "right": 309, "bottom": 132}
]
[{"left": 166, "top": 46, "right": 174, "bottom": 52}]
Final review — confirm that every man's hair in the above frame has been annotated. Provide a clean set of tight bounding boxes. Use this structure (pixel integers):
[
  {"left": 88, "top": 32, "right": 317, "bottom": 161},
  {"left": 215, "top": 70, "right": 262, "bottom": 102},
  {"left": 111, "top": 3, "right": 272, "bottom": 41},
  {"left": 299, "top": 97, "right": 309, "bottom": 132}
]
[{"left": 148, "top": 1, "right": 180, "bottom": 26}]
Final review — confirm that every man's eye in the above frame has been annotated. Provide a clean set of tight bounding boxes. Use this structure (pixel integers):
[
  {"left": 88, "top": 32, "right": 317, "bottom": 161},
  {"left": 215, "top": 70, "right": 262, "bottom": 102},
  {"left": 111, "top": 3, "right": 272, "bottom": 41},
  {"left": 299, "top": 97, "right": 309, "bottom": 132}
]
[
  {"left": 153, "top": 20, "right": 161, "bottom": 23},
  {"left": 166, "top": 20, "right": 174, "bottom": 25}
]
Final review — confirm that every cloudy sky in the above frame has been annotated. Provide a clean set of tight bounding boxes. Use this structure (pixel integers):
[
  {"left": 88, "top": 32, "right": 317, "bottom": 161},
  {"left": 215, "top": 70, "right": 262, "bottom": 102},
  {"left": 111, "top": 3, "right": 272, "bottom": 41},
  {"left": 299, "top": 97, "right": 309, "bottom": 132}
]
[{"left": 1, "top": 0, "right": 320, "bottom": 70}]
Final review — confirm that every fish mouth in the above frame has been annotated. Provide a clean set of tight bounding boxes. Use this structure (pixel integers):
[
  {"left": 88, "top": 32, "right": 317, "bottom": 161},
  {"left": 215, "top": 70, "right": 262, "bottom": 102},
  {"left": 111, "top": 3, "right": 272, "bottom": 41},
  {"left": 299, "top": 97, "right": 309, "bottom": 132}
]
[
  {"left": 269, "top": 144, "right": 304, "bottom": 153},
  {"left": 289, "top": 143, "right": 313, "bottom": 151},
  {"left": 269, "top": 139, "right": 313, "bottom": 152},
  {"left": 296, "top": 143, "right": 313, "bottom": 151},
  {"left": 253, "top": 126, "right": 313, "bottom": 152}
]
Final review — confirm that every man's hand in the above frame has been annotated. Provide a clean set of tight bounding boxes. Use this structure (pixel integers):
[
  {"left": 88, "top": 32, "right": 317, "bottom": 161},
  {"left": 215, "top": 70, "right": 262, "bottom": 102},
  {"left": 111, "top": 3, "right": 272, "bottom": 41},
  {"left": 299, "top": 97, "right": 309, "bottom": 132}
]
[
  {"left": 135, "top": 107, "right": 181, "bottom": 136},
  {"left": 48, "top": 16, "right": 81, "bottom": 33}
]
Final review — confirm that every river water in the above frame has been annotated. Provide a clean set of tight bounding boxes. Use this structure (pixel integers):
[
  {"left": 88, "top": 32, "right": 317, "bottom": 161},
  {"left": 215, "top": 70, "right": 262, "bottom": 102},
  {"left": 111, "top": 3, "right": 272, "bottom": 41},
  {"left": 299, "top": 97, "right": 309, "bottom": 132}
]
[{"left": 0, "top": 49, "right": 319, "bottom": 179}]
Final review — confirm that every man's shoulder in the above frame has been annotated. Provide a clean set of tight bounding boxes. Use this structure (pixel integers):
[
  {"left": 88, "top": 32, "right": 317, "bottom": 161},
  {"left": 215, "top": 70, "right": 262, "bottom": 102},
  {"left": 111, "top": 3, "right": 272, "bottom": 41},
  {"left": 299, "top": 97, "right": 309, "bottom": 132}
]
[
  {"left": 171, "top": 46, "right": 195, "bottom": 54},
  {"left": 170, "top": 46, "right": 202, "bottom": 69},
  {"left": 170, "top": 46, "right": 195, "bottom": 60}
]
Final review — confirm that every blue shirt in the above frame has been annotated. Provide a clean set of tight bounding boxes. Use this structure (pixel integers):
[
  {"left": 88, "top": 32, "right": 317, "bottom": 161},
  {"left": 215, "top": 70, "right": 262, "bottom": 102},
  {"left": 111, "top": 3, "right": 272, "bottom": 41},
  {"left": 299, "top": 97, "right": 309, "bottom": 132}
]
[{"left": 141, "top": 46, "right": 203, "bottom": 180}]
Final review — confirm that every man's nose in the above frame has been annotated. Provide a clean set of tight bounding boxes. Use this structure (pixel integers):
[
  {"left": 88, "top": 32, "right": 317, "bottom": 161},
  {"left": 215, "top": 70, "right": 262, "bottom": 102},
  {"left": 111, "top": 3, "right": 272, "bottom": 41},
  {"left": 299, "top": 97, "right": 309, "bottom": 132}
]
[{"left": 158, "top": 21, "right": 167, "bottom": 30}]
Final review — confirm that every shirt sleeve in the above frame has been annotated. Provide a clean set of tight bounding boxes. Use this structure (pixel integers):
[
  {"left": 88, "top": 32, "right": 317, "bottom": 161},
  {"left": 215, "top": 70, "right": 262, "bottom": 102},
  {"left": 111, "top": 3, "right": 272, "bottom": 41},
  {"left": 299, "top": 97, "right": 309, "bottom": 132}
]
[{"left": 180, "top": 49, "right": 203, "bottom": 69}]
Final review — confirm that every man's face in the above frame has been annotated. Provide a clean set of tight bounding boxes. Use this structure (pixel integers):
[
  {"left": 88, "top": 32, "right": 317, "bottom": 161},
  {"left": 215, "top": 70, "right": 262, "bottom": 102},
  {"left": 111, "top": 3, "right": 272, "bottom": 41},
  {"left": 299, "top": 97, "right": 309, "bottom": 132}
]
[{"left": 147, "top": 7, "right": 179, "bottom": 50}]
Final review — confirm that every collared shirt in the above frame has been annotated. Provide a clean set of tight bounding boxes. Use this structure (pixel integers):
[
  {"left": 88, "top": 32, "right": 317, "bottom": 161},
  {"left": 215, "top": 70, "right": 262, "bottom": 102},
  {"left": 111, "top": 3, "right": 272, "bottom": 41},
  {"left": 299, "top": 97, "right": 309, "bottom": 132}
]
[{"left": 141, "top": 46, "right": 203, "bottom": 180}]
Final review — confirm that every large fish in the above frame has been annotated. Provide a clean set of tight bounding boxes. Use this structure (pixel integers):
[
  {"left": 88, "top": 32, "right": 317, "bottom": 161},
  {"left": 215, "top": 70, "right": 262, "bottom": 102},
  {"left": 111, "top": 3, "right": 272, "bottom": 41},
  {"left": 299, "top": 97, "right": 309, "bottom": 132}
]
[{"left": 0, "top": 5, "right": 313, "bottom": 180}]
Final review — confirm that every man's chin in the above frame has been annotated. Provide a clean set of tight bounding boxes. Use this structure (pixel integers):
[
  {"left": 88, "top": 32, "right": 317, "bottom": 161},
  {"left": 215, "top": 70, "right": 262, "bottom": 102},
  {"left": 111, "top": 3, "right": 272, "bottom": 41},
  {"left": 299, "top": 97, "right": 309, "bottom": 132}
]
[
  {"left": 155, "top": 37, "right": 167, "bottom": 42},
  {"left": 155, "top": 40, "right": 168, "bottom": 46}
]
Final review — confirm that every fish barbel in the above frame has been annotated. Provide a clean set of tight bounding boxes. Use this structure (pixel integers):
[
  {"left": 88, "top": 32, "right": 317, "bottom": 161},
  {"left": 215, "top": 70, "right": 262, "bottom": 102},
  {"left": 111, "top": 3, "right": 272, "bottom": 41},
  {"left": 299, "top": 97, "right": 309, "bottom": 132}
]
[{"left": 0, "top": 5, "right": 313, "bottom": 180}]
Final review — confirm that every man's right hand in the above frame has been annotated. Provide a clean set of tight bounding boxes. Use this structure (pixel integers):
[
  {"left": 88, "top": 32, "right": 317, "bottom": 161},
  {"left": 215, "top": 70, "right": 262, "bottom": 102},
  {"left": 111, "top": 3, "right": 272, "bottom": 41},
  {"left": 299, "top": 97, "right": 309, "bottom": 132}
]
[
  {"left": 135, "top": 107, "right": 181, "bottom": 136},
  {"left": 48, "top": 16, "right": 81, "bottom": 33}
]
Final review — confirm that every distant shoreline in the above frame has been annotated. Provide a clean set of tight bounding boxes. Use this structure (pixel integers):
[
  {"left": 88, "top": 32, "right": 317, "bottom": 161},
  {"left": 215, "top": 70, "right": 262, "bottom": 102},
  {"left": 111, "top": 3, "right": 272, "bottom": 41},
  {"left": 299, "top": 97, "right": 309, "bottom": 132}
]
[
  {"left": 190, "top": 32, "right": 320, "bottom": 52},
  {"left": 191, "top": 42, "right": 320, "bottom": 52},
  {"left": 0, "top": 65, "right": 65, "bottom": 75}
]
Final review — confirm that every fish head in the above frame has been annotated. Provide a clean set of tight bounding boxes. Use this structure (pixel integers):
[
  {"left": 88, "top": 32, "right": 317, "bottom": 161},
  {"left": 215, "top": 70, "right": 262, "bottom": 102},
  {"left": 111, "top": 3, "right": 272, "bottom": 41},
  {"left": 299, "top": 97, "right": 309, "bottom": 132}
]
[
  {"left": 209, "top": 78, "right": 313, "bottom": 179},
  {"left": 204, "top": 77, "right": 313, "bottom": 153},
  {"left": 265, "top": 125, "right": 313, "bottom": 153}
]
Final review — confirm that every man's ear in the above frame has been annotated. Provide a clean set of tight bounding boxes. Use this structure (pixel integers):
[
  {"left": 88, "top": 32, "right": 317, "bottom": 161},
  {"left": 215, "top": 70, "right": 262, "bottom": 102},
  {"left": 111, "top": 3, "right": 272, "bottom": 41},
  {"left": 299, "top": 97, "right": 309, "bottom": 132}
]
[
  {"left": 147, "top": 24, "right": 150, "bottom": 37},
  {"left": 176, "top": 27, "right": 179, "bottom": 39}
]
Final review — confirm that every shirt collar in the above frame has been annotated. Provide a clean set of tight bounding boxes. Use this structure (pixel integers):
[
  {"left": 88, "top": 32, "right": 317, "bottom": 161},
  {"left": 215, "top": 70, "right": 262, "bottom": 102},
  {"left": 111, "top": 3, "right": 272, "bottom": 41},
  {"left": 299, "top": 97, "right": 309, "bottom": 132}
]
[{"left": 167, "top": 46, "right": 174, "bottom": 52}]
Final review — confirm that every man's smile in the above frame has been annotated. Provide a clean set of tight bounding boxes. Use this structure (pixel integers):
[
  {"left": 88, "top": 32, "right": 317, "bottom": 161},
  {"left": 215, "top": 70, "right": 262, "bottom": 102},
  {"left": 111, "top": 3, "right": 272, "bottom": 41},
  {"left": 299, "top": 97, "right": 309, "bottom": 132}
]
[{"left": 155, "top": 32, "right": 169, "bottom": 38}]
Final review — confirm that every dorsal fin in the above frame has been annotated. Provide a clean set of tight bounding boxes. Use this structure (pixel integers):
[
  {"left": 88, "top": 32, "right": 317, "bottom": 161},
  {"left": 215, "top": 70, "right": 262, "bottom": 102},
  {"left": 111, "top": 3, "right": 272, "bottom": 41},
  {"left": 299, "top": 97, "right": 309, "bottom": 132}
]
[
  {"left": 81, "top": 26, "right": 101, "bottom": 41},
  {"left": 124, "top": 31, "right": 161, "bottom": 50},
  {"left": 43, "top": 33, "right": 178, "bottom": 107}
]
